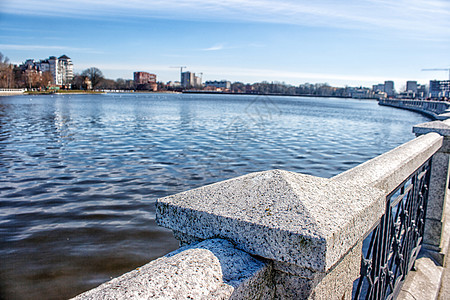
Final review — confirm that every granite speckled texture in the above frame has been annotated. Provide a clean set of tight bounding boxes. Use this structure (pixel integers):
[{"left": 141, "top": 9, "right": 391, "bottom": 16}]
[
  {"left": 72, "top": 239, "right": 272, "bottom": 300},
  {"left": 157, "top": 169, "right": 385, "bottom": 272},
  {"left": 413, "top": 119, "right": 450, "bottom": 137},
  {"left": 413, "top": 122, "right": 450, "bottom": 249},
  {"left": 332, "top": 132, "right": 442, "bottom": 193},
  {"left": 273, "top": 241, "right": 362, "bottom": 299}
]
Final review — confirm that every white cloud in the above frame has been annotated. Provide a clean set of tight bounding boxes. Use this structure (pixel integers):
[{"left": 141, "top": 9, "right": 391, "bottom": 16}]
[
  {"left": 202, "top": 44, "right": 225, "bottom": 51},
  {"left": 2, "top": 0, "right": 449, "bottom": 40}
]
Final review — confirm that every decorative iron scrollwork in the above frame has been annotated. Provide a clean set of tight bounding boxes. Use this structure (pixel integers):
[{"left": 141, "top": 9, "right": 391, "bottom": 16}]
[{"left": 353, "top": 158, "right": 431, "bottom": 299}]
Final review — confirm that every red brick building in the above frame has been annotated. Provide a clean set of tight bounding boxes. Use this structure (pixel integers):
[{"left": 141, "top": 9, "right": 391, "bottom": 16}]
[
  {"left": 134, "top": 72, "right": 156, "bottom": 84},
  {"left": 134, "top": 72, "right": 157, "bottom": 91}
]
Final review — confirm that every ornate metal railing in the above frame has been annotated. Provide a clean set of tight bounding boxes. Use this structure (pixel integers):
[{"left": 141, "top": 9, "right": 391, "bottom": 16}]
[{"left": 353, "top": 158, "right": 432, "bottom": 299}]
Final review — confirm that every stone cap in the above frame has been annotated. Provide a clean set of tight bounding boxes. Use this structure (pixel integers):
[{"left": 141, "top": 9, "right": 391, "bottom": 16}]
[
  {"left": 413, "top": 119, "right": 450, "bottom": 136},
  {"left": 157, "top": 169, "right": 385, "bottom": 272}
]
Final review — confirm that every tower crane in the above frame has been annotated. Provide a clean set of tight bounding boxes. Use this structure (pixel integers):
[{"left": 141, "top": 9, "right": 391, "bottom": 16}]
[
  {"left": 421, "top": 68, "right": 450, "bottom": 80},
  {"left": 170, "top": 66, "right": 187, "bottom": 82}
]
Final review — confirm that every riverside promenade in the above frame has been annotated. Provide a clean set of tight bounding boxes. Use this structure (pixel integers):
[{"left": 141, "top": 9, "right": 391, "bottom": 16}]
[
  {"left": 74, "top": 99, "right": 450, "bottom": 299},
  {"left": 0, "top": 88, "right": 25, "bottom": 96}
]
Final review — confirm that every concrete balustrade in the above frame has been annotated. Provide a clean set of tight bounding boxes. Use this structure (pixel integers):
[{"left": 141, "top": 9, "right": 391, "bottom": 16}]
[
  {"left": 379, "top": 99, "right": 450, "bottom": 120},
  {"left": 74, "top": 101, "right": 450, "bottom": 299},
  {"left": 0, "top": 88, "right": 26, "bottom": 96}
]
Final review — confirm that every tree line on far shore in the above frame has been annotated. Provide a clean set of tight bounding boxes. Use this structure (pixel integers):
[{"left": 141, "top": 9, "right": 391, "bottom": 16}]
[{"left": 0, "top": 51, "right": 365, "bottom": 98}]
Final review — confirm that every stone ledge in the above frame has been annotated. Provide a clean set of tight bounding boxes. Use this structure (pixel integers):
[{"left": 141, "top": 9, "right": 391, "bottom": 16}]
[
  {"left": 72, "top": 239, "right": 272, "bottom": 300},
  {"left": 332, "top": 132, "right": 443, "bottom": 193},
  {"left": 397, "top": 252, "right": 444, "bottom": 300}
]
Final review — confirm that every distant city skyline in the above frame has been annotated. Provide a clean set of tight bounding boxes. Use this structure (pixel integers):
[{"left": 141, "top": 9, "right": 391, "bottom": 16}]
[{"left": 1, "top": 0, "right": 449, "bottom": 90}]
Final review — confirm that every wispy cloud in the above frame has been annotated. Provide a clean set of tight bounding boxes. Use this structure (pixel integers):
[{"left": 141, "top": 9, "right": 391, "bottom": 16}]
[
  {"left": 202, "top": 44, "right": 225, "bottom": 51},
  {"left": 200, "top": 43, "right": 265, "bottom": 51},
  {"left": 0, "top": 44, "right": 103, "bottom": 54},
  {"left": 2, "top": 0, "right": 449, "bottom": 40}
]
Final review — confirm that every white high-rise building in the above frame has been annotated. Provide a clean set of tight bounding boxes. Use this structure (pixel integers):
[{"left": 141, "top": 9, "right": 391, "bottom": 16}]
[
  {"left": 58, "top": 55, "right": 73, "bottom": 86},
  {"left": 45, "top": 55, "right": 73, "bottom": 86}
]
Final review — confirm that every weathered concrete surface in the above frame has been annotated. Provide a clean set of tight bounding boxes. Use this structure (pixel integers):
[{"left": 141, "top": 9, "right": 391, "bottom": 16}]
[
  {"left": 439, "top": 240, "right": 450, "bottom": 300},
  {"left": 72, "top": 239, "right": 273, "bottom": 300},
  {"left": 398, "top": 253, "right": 444, "bottom": 300},
  {"left": 332, "top": 132, "right": 442, "bottom": 193},
  {"left": 437, "top": 112, "right": 450, "bottom": 120},
  {"left": 157, "top": 169, "right": 385, "bottom": 273}
]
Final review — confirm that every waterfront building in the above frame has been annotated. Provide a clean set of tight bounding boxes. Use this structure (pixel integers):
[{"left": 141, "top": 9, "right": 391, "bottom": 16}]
[
  {"left": 181, "top": 71, "right": 202, "bottom": 88},
  {"left": 48, "top": 55, "right": 73, "bottom": 87},
  {"left": 406, "top": 81, "right": 418, "bottom": 93},
  {"left": 205, "top": 80, "right": 231, "bottom": 90},
  {"left": 134, "top": 71, "right": 157, "bottom": 91},
  {"left": 194, "top": 75, "right": 202, "bottom": 88},
  {"left": 417, "top": 84, "right": 427, "bottom": 98},
  {"left": 372, "top": 83, "right": 385, "bottom": 93},
  {"left": 347, "top": 87, "right": 371, "bottom": 99},
  {"left": 181, "top": 72, "right": 195, "bottom": 88},
  {"left": 430, "top": 80, "right": 450, "bottom": 99},
  {"left": 167, "top": 81, "right": 181, "bottom": 88},
  {"left": 36, "top": 59, "right": 50, "bottom": 73},
  {"left": 18, "top": 55, "right": 73, "bottom": 88},
  {"left": 384, "top": 81, "right": 395, "bottom": 97},
  {"left": 133, "top": 72, "right": 156, "bottom": 84}
]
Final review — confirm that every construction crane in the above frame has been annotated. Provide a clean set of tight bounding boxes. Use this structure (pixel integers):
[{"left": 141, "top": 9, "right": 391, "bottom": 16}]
[
  {"left": 170, "top": 66, "right": 187, "bottom": 81},
  {"left": 422, "top": 68, "right": 450, "bottom": 80}
]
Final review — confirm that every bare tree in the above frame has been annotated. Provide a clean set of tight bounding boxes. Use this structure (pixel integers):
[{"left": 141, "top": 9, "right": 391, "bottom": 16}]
[
  {"left": 81, "top": 67, "right": 104, "bottom": 89},
  {"left": 71, "top": 74, "right": 85, "bottom": 90},
  {"left": 0, "top": 52, "right": 14, "bottom": 88},
  {"left": 40, "top": 71, "right": 53, "bottom": 89},
  {"left": 22, "top": 70, "right": 41, "bottom": 89}
]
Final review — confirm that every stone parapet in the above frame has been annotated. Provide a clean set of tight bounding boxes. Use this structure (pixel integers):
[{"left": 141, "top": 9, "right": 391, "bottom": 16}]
[
  {"left": 379, "top": 99, "right": 450, "bottom": 120},
  {"left": 73, "top": 129, "right": 448, "bottom": 298},
  {"left": 155, "top": 132, "right": 443, "bottom": 298}
]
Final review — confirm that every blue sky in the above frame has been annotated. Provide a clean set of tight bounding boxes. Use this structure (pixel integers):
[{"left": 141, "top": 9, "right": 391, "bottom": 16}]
[{"left": 1, "top": 0, "right": 449, "bottom": 89}]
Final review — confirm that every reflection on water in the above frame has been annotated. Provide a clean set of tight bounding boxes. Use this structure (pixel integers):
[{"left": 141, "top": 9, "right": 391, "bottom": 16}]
[{"left": 0, "top": 93, "right": 429, "bottom": 299}]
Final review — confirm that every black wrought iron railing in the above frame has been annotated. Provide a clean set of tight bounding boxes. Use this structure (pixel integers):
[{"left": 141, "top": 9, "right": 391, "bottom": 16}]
[{"left": 353, "top": 158, "right": 432, "bottom": 300}]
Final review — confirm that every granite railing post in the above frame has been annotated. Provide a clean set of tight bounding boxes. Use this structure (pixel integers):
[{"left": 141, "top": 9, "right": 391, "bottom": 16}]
[
  {"left": 413, "top": 118, "right": 450, "bottom": 262},
  {"left": 156, "top": 170, "right": 387, "bottom": 299}
]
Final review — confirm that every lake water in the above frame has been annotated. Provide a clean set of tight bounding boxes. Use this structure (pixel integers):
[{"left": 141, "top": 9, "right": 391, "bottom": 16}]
[{"left": 0, "top": 93, "right": 429, "bottom": 299}]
